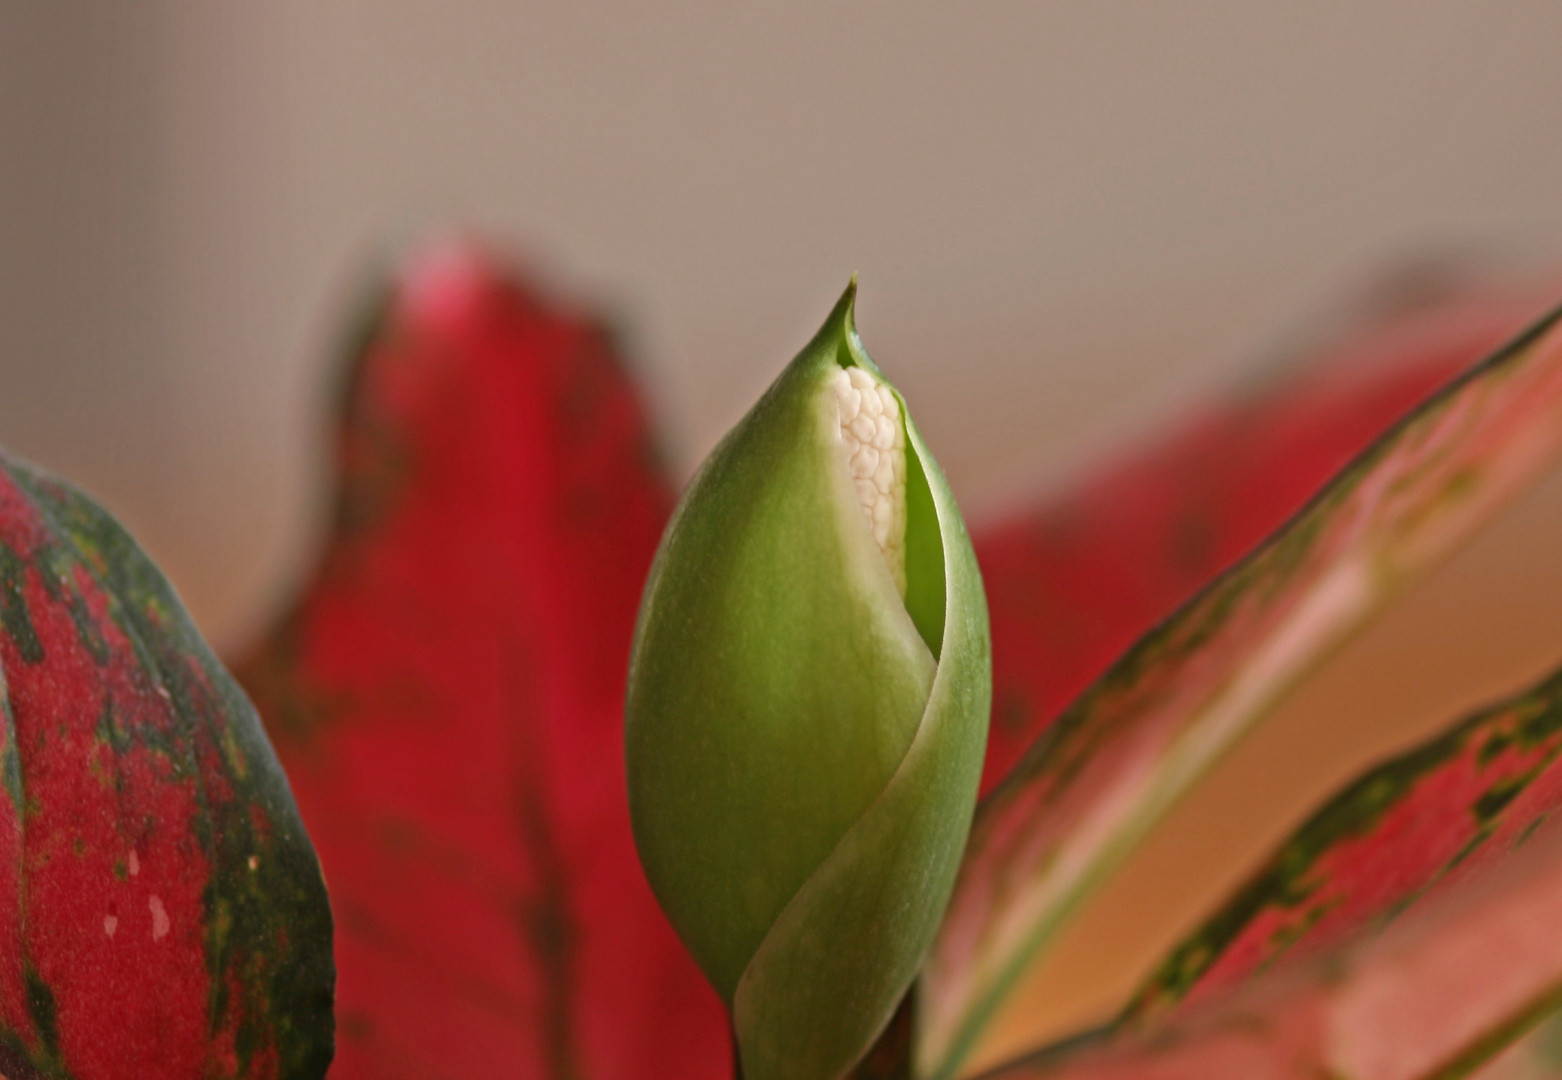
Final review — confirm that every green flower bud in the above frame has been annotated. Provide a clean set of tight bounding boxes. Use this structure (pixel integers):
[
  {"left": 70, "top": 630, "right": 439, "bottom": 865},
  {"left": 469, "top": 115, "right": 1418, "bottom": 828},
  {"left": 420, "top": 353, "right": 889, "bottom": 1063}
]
[{"left": 625, "top": 281, "right": 991, "bottom": 1080}]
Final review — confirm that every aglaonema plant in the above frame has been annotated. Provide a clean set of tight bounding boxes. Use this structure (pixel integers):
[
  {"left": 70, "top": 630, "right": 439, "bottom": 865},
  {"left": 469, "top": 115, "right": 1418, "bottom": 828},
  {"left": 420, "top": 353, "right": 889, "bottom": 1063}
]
[
  {"left": 219, "top": 239, "right": 1562, "bottom": 1080},
  {"left": 922, "top": 293, "right": 1562, "bottom": 1080},
  {"left": 621, "top": 261, "right": 1562, "bottom": 1077}
]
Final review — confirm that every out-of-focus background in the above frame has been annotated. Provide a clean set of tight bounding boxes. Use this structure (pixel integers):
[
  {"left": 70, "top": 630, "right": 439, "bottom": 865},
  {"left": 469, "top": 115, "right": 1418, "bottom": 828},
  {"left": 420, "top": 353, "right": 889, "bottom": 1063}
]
[
  {"left": 7, "top": 3, "right": 1562, "bottom": 647},
  {"left": 7, "top": 4, "right": 1562, "bottom": 1059}
]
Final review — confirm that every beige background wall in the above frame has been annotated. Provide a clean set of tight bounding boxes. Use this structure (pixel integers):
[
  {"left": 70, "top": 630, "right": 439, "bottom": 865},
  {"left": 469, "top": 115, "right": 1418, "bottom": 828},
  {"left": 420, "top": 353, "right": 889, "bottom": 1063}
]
[
  {"left": 8, "top": 4, "right": 1562, "bottom": 1061},
  {"left": 6, "top": 3, "right": 1562, "bottom": 646}
]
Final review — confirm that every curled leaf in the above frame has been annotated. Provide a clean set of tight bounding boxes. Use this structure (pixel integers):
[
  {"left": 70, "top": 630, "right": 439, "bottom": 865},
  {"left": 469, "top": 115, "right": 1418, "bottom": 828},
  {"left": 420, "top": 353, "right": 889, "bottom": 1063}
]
[{"left": 626, "top": 283, "right": 991, "bottom": 1080}]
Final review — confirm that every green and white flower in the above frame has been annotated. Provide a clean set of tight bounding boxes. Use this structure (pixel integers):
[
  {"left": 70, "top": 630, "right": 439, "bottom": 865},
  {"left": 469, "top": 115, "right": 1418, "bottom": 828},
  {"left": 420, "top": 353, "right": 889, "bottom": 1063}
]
[{"left": 625, "top": 281, "right": 991, "bottom": 1080}]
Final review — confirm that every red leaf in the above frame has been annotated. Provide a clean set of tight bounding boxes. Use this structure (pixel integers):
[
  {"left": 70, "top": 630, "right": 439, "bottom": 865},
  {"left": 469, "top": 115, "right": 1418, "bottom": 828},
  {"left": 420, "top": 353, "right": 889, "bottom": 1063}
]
[
  {"left": 976, "top": 275, "right": 1557, "bottom": 794},
  {"left": 1128, "top": 663, "right": 1562, "bottom": 1019},
  {"left": 923, "top": 297, "right": 1562, "bottom": 1078},
  {"left": 0, "top": 455, "right": 332, "bottom": 1078},
  {"left": 980, "top": 666, "right": 1562, "bottom": 1079},
  {"left": 233, "top": 242, "right": 728, "bottom": 1080}
]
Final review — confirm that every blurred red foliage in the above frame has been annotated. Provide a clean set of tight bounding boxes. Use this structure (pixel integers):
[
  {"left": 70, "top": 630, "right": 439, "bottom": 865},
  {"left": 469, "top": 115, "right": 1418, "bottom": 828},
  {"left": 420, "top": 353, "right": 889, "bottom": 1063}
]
[
  {"left": 976, "top": 279, "right": 1556, "bottom": 792},
  {"left": 235, "top": 244, "right": 1557, "bottom": 1077},
  {"left": 236, "top": 244, "right": 727, "bottom": 1080}
]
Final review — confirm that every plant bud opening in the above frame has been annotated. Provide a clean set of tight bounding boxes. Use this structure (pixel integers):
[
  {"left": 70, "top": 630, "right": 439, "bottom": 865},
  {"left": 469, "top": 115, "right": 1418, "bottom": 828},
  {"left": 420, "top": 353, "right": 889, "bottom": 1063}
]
[
  {"left": 831, "top": 365, "right": 908, "bottom": 595},
  {"left": 626, "top": 282, "right": 991, "bottom": 1080}
]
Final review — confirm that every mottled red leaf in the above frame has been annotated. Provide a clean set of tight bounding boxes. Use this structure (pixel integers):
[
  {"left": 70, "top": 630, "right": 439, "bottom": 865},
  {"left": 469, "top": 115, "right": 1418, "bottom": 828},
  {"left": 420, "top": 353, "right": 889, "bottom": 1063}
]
[
  {"left": 977, "top": 274, "right": 1558, "bottom": 793},
  {"left": 1128, "top": 661, "right": 1562, "bottom": 1018},
  {"left": 226, "top": 246, "right": 1556, "bottom": 1080},
  {"left": 979, "top": 671, "right": 1562, "bottom": 1080},
  {"left": 0, "top": 453, "right": 332, "bottom": 1078},
  {"left": 921, "top": 300, "right": 1562, "bottom": 1079},
  {"left": 233, "top": 242, "right": 728, "bottom": 1080}
]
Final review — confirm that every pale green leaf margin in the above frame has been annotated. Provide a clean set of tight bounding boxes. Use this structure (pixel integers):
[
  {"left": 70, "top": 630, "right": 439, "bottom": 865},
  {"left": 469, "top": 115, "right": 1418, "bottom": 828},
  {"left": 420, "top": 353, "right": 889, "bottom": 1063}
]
[{"left": 921, "top": 302, "right": 1562, "bottom": 1079}]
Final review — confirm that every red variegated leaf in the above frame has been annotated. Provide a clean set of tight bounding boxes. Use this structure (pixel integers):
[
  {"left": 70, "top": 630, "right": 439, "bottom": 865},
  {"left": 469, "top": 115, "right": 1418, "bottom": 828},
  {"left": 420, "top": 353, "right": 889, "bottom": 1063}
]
[
  {"left": 921, "top": 301, "right": 1562, "bottom": 1079},
  {"left": 977, "top": 274, "right": 1557, "bottom": 793},
  {"left": 0, "top": 453, "right": 333, "bottom": 1078},
  {"left": 233, "top": 243, "right": 728, "bottom": 1080},
  {"left": 978, "top": 672, "right": 1562, "bottom": 1080},
  {"left": 1127, "top": 664, "right": 1562, "bottom": 1020}
]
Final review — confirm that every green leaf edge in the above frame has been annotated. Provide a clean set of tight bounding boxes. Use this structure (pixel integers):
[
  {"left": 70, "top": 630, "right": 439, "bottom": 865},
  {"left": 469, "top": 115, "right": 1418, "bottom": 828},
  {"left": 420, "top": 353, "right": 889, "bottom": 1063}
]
[
  {"left": 981, "top": 657, "right": 1562, "bottom": 1078},
  {"left": 1124, "top": 663, "right": 1562, "bottom": 1021}
]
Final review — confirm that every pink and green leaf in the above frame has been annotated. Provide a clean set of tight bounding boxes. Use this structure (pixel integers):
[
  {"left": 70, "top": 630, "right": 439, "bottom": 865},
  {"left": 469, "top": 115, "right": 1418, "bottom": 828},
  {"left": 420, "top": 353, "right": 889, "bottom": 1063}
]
[
  {"left": 976, "top": 273, "right": 1556, "bottom": 793},
  {"left": 233, "top": 242, "right": 729, "bottom": 1080},
  {"left": 976, "top": 675, "right": 1562, "bottom": 1080},
  {"left": 1126, "top": 663, "right": 1562, "bottom": 1020},
  {"left": 0, "top": 453, "right": 333, "bottom": 1078},
  {"left": 920, "top": 300, "right": 1562, "bottom": 1079}
]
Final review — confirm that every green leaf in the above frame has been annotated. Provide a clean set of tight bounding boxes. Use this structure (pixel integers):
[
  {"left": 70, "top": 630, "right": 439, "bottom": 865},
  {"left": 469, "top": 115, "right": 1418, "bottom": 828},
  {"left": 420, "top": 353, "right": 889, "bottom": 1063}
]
[
  {"left": 919, "top": 301, "right": 1562, "bottom": 1079},
  {"left": 626, "top": 282, "right": 990, "bottom": 1080}
]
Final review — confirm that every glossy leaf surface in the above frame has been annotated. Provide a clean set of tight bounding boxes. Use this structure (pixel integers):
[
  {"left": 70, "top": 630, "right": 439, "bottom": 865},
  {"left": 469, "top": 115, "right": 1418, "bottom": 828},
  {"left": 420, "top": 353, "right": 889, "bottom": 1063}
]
[
  {"left": 1128, "top": 662, "right": 1562, "bottom": 1019},
  {"left": 0, "top": 453, "right": 333, "bottom": 1078},
  {"left": 977, "top": 276, "right": 1556, "bottom": 793},
  {"left": 234, "top": 244, "right": 727, "bottom": 1080},
  {"left": 923, "top": 301, "right": 1562, "bottom": 1078},
  {"left": 979, "top": 751, "right": 1562, "bottom": 1080}
]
